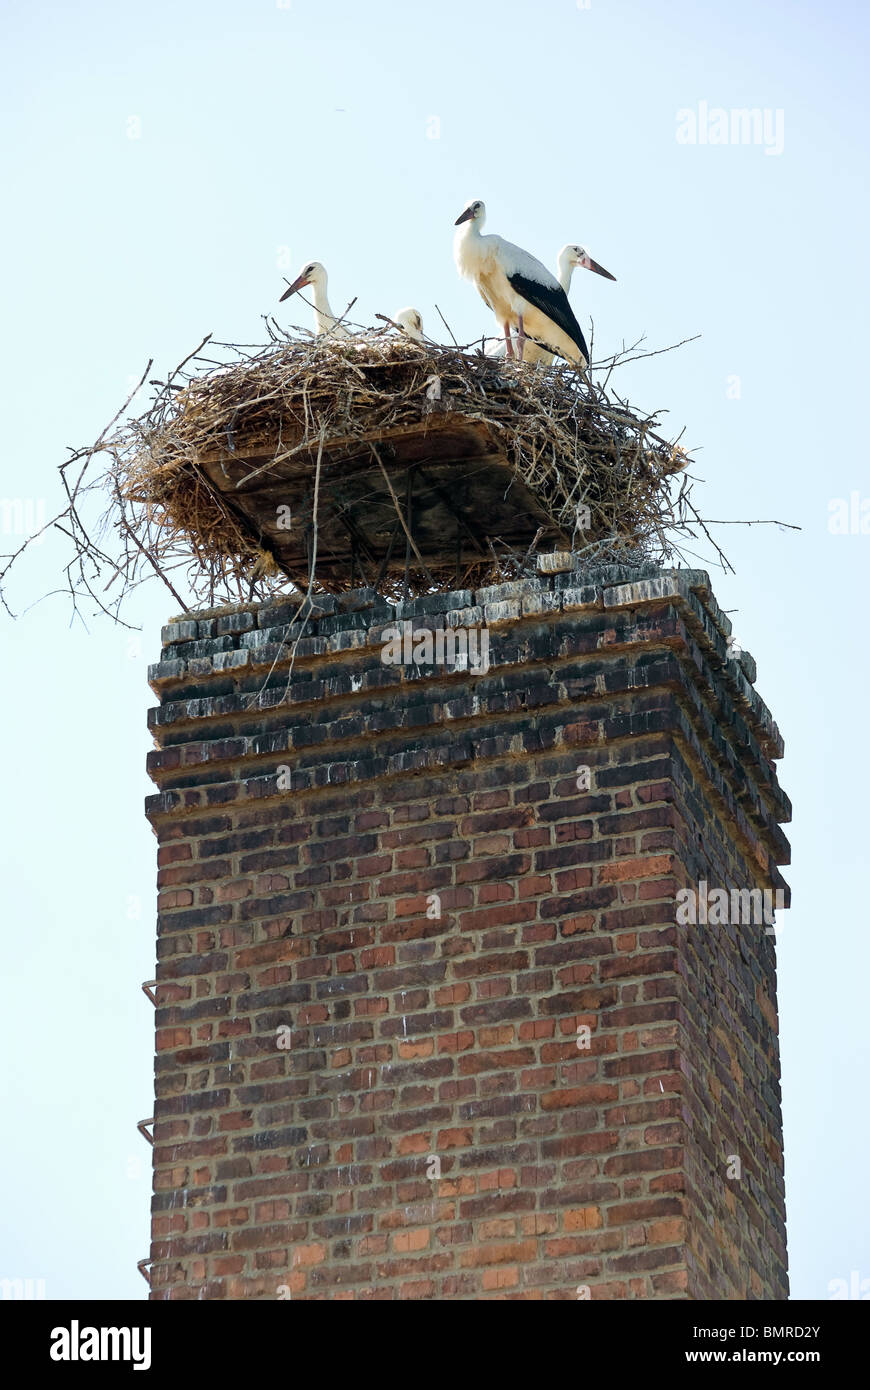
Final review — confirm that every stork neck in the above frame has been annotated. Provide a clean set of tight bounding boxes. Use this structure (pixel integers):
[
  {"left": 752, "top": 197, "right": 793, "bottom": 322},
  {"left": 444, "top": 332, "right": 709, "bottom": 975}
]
[
  {"left": 310, "top": 281, "right": 338, "bottom": 333},
  {"left": 556, "top": 253, "right": 574, "bottom": 292},
  {"left": 455, "top": 218, "right": 484, "bottom": 271}
]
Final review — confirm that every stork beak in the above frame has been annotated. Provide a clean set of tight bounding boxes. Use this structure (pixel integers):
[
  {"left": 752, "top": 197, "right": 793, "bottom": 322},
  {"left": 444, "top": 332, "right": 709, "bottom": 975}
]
[
  {"left": 279, "top": 273, "right": 309, "bottom": 302},
  {"left": 582, "top": 256, "right": 616, "bottom": 282},
  {"left": 454, "top": 207, "right": 474, "bottom": 226}
]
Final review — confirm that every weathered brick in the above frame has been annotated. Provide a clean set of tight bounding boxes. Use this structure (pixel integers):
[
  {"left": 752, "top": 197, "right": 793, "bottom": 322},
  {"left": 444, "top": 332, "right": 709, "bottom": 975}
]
[{"left": 145, "top": 566, "right": 789, "bottom": 1302}]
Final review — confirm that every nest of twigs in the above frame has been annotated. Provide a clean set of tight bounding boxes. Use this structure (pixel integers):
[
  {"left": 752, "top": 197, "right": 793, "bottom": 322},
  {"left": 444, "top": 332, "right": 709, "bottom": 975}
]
[
  {"left": 1, "top": 319, "right": 725, "bottom": 622},
  {"left": 115, "top": 325, "right": 700, "bottom": 601}
]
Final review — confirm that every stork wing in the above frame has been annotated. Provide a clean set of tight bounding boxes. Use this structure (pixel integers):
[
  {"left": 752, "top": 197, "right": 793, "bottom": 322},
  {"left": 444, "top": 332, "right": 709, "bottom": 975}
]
[{"left": 507, "top": 271, "right": 590, "bottom": 363}]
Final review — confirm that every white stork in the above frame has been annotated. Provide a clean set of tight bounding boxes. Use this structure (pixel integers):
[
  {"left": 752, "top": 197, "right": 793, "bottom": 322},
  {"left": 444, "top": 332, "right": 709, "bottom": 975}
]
[
  {"left": 279, "top": 260, "right": 351, "bottom": 338},
  {"left": 393, "top": 307, "right": 425, "bottom": 343},
  {"left": 454, "top": 200, "right": 594, "bottom": 366},
  {"left": 525, "top": 243, "right": 616, "bottom": 364},
  {"left": 485, "top": 243, "right": 616, "bottom": 362}
]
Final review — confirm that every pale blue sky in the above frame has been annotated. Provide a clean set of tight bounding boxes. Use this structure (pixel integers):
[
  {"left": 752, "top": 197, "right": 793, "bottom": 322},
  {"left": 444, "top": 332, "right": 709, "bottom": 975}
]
[{"left": 1, "top": 0, "right": 867, "bottom": 1300}]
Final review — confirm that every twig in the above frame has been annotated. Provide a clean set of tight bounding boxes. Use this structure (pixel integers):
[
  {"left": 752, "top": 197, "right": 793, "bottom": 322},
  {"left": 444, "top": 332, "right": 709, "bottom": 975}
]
[
  {"left": 702, "top": 519, "right": 801, "bottom": 529},
  {"left": 434, "top": 304, "right": 460, "bottom": 348},
  {"left": 372, "top": 445, "right": 438, "bottom": 589},
  {"left": 278, "top": 427, "right": 325, "bottom": 703}
]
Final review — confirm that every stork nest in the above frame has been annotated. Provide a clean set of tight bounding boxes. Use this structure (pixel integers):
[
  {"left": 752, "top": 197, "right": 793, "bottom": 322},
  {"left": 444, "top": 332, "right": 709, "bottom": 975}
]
[
  {"left": 1, "top": 323, "right": 717, "bottom": 622},
  {"left": 112, "top": 328, "right": 697, "bottom": 603}
]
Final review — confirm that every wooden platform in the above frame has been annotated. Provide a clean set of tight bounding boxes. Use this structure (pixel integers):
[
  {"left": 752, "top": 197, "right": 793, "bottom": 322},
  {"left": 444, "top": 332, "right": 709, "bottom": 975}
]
[{"left": 196, "top": 413, "right": 565, "bottom": 590}]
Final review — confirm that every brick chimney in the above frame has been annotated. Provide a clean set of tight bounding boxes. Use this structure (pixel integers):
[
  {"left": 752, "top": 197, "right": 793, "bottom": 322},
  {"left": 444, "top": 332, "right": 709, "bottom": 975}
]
[{"left": 145, "top": 561, "right": 789, "bottom": 1300}]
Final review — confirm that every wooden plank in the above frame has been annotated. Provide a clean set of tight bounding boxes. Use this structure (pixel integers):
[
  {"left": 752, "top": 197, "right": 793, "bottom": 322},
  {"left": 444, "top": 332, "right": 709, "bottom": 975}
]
[{"left": 185, "top": 412, "right": 568, "bottom": 588}]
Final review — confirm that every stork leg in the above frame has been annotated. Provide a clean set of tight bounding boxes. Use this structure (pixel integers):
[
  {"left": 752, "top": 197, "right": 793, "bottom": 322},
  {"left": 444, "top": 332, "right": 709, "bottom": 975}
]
[
  {"left": 503, "top": 321, "right": 515, "bottom": 360},
  {"left": 516, "top": 314, "right": 526, "bottom": 363}
]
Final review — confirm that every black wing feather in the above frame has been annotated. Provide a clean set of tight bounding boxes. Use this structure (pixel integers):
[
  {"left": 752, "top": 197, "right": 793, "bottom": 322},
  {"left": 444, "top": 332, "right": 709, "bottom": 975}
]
[{"left": 507, "top": 271, "right": 590, "bottom": 362}]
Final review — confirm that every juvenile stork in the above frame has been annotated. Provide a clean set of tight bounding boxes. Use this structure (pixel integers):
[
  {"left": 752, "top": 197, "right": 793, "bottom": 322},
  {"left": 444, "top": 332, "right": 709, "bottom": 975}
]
[
  {"left": 279, "top": 261, "right": 351, "bottom": 339},
  {"left": 454, "top": 200, "right": 591, "bottom": 366},
  {"left": 393, "top": 307, "right": 425, "bottom": 342}
]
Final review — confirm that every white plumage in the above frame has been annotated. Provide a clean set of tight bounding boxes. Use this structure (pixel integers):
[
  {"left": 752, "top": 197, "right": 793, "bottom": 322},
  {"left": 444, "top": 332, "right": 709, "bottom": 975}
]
[
  {"left": 279, "top": 260, "right": 351, "bottom": 339},
  {"left": 393, "top": 306, "right": 425, "bottom": 343},
  {"left": 454, "top": 200, "right": 592, "bottom": 366},
  {"left": 478, "top": 236, "right": 617, "bottom": 365},
  {"left": 523, "top": 243, "right": 616, "bottom": 365},
  {"left": 485, "top": 246, "right": 581, "bottom": 361}
]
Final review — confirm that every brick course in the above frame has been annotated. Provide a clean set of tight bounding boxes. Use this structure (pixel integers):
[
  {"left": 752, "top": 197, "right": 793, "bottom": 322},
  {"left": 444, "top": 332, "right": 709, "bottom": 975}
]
[{"left": 145, "top": 562, "right": 789, "bottom": 1299}]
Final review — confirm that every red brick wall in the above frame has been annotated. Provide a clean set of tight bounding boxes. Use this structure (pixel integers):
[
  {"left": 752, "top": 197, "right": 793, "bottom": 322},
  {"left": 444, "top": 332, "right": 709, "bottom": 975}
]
[{"left": 145, "top": 564, "right": 789, "bottom": 1299}]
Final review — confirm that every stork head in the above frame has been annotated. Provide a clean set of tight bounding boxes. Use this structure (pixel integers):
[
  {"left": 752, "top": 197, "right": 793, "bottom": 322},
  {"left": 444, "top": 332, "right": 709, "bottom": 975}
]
[
  {"left": 280, "top": 260, "right": 327, "bottom": 302},
  {"left": 455, "top": 199, "right": 485, "bottom": 228},
  {"left": 560, "top": 244, "right": 617, "bottom": 282},
  {"left": 394, "top": 307, "right": 424, "bottom": 342}
]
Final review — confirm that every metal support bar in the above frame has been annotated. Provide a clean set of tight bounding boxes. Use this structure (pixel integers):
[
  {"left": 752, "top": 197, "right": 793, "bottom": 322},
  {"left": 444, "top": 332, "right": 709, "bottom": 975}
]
[
  {"left": 417, "top": 467, "right": 486, "bottom": 556},
  {"left": 374, "top": 520, "right": 402, "bottom": 590},
  {"left": 371, "top": 447, "right": 437, "bottom": 591}
]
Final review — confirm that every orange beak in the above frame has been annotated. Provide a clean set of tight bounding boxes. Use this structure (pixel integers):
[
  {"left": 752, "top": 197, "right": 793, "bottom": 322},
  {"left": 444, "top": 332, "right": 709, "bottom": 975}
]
[
  {"left": 582, "top": 255, "right": 616, "bottom": 282},
  {"left": 279, "top": 273, "right": 310, "bottom": 303}
]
